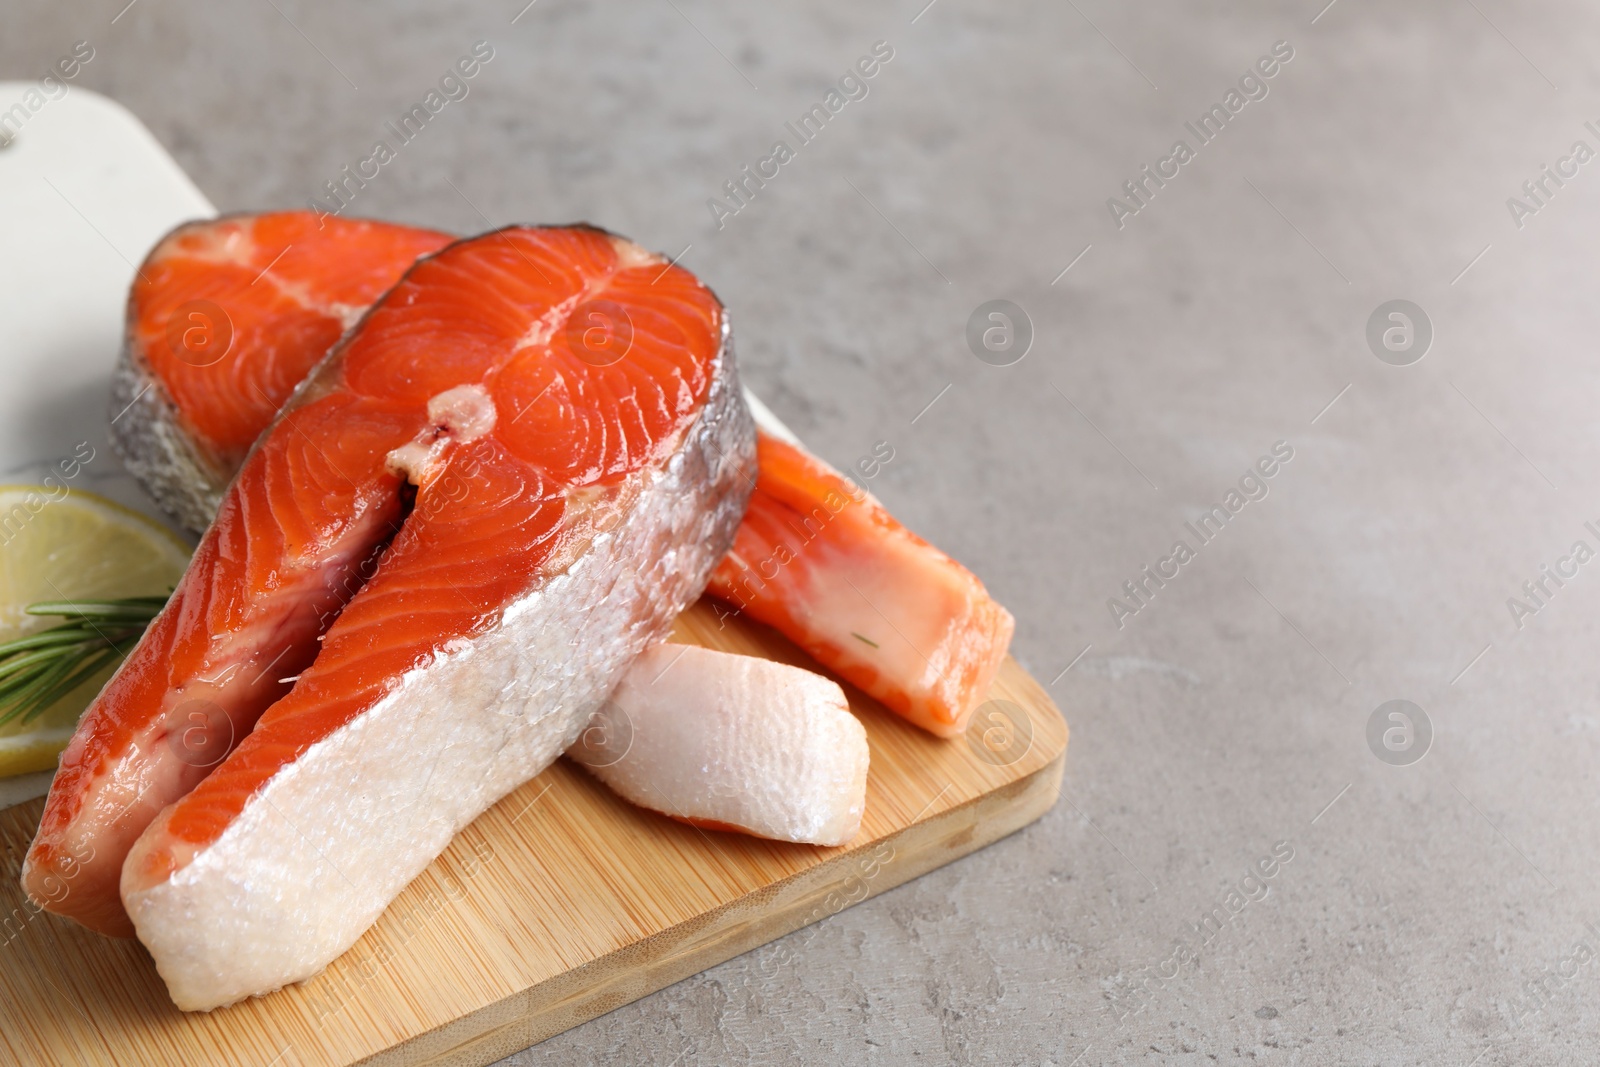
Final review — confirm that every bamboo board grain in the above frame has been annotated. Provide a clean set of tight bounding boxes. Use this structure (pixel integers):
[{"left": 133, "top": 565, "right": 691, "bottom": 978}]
[{"left": 0, "top": 597, "right": 1067, "bottom": 1067}]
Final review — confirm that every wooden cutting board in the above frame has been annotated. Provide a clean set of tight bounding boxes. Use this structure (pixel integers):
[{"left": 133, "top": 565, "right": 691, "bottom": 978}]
[{"left": 0, "top": 598, "right": 1067, "bottom": 1067}]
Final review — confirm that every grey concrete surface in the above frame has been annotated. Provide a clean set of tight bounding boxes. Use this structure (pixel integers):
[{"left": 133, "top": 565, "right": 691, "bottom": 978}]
[{"left": 8, "top": 0, "right": 1600, "bottom": 1063}]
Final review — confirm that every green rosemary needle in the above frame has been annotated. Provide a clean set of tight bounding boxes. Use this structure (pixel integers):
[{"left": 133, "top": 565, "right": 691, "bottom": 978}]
[{"left": 0, "top": 596, "right": 168, "bottom": 729}]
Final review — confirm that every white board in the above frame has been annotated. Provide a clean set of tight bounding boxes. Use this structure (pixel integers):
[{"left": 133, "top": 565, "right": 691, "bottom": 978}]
[{"left": 0, "top": 83, "right": 215, "bottom": 486}]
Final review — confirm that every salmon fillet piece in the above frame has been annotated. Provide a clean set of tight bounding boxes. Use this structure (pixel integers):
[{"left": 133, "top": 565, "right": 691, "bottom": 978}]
[
  {"left": 24, "top": 225, "right": 755, "bottom": 1008},
  {"left": 707, "top": 431, "right": 1013, "bottom": 738},
  {"left": 111, "top": 212, "right": 450, "bottom": 532}
]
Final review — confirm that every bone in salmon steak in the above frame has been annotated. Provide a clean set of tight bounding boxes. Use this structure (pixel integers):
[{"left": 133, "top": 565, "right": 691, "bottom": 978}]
[
  {"left": 569, "top": 643, "right": 869, "bottom": 846},
  {"left": 23, "top": 225, "right": 756, "bottom": 1010}
]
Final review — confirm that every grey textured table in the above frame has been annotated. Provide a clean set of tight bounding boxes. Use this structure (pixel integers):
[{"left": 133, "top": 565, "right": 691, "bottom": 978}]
[{"left": 9, "top": 1, "right": 1600, "bottom": 1063}]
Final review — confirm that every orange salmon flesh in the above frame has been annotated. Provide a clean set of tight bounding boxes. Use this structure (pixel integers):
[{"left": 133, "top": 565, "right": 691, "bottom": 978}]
[{"left": 707, "top": 432, "right": 1014, "bottom": 738}]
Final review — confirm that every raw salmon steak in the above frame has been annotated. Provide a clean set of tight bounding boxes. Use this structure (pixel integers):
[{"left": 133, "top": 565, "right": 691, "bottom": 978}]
[
  {"left": 110, "top": 211, "right": 451, "bottom": 532},
  {"left": 24, "top": 225, "right": 756, "bottom": 1009},
  {"left": 707, "top": 430, "right": 1012, "bottom": 738}
]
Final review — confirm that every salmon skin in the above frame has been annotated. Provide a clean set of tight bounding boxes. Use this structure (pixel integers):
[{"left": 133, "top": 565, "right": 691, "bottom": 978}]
[
  {"left": 25, "top": 225, "right": 755, "bottom": 1009},
  {"left": 110, "top": 212, "right": 451, "bottom": 533},
  {"left": 707, "top": 431, "right": 1013, "bottom": 738}
]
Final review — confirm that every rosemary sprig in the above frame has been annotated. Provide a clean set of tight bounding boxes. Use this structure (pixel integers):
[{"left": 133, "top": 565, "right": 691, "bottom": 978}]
[{"left": 0, "top": 596, "right": 167, "bottom": 729}]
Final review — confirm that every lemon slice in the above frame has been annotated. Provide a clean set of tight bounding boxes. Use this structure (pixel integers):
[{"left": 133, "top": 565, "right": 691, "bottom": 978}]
[{"left": 0, "top": 486, "right": 191, "bottom": 778}]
